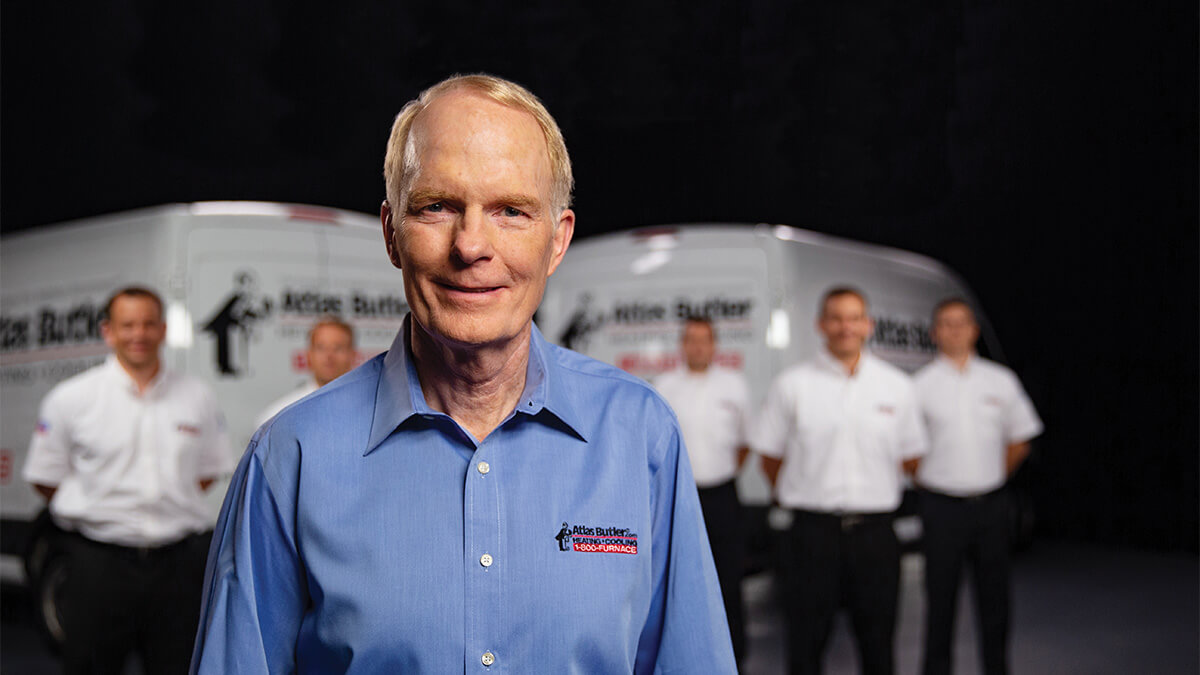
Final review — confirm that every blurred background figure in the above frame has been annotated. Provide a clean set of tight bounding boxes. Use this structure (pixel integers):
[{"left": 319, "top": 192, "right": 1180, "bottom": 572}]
[
  {"left": 654, "top": 316, "right": 753, "bottom": 667},
  {"left": 913, "top": 298, "right": 1043, "bottom": 675},
  {"left": 256, "top": 316, "right": 356, "bottom": 426},
  {"left": 21, "top": 286, "right": 234, "bottom": 674},
  {"left": 753, "top": 287, "right": 927, "bottom": 675}
]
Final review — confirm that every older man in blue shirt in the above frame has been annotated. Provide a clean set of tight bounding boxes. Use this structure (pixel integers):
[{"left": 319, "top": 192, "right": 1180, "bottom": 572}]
[{"left": 191, "top": 74, "right": 736, "bottom": 673}]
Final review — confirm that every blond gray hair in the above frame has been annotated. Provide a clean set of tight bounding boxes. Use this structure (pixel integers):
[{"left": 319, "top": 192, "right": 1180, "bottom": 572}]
[{"left": 382, "top": 73, "right": 574, "bottom": 216}]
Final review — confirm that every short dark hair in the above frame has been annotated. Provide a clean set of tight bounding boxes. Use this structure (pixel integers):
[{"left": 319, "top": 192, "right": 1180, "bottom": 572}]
[
  {"left": 681, "top": 315, "right": 716, "bottom": 341},
  {"left": 103, "top": 286, "right": 164, "bottom": 322},
  {"left": 819, "top": 286, "right": 868, "bottom": 316},
  {"left": 932, "top": 296, "right": 976, "bottom": 323},
  {"left": 308, "top": 316, "right": 356, "bottom": 347}
]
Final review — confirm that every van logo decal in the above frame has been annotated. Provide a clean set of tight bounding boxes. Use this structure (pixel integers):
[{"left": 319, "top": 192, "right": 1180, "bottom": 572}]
[{"left": 201, "top": 271, "right": 273, "bottom": 377}]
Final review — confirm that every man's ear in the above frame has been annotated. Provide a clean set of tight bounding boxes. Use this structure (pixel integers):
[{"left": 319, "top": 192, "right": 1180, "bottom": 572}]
[
  {"left": 546, "top": 209, "right": 575, "bottom": 278},
  {"left": 381, "top": 200, "right": 402, "bottom": 270}
]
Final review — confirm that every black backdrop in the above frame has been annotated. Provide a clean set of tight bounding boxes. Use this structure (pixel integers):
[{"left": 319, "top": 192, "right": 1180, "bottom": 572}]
[{"left": 4, "top": 1, "right": 1197, "bottom": 551}]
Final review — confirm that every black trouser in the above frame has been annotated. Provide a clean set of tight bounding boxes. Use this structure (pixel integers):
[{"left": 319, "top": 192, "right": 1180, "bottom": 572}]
[
  {"left": 919, "top": 487, "right": 1012, "bottom": 675},
  {"left": 59, "top": 530, "right": 212, "bottom": 675},
  {"left": 783, "top": 509, "right": 900, "bottom": 675},
  {"left": 698, "top": 478, "right": 746, "bottom": 666}
]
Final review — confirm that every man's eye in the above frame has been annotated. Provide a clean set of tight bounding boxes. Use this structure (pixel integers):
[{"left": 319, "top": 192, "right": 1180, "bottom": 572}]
[
  {"left": 502, "top": 206, "right": 525, "bottom": 218},
  {"left": 422, "top": 202, "right": 445, "bottom": 213}
]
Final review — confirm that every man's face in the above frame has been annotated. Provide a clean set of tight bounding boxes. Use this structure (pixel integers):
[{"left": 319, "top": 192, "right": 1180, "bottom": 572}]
[
  {"left": 382, "top": 89, "right": 574, "bottom": 349},
  {"left": 308, "top": 324, "right": 355, "bottom": 386},
  {"left": 817, "top": 293, "right": 873, "bottom": 360},
  {"left": 681, "top": 322, "right": 716, "bottom": 372},
  {"left": 931, "top": 303, "right": 979, "bottom": 356},
  {"left": 102, "top": 295, "right": 166, "bottom": 370}
]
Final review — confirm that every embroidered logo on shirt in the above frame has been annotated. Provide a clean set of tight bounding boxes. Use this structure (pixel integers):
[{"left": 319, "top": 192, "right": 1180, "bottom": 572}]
[
  {"left": 177, "top": 423, "right": 202, "bottom": 436},
  {"left": 983, "top": 395, "right": 1004, "bottom": 407},
  {"left": 35, "top": 420, "right": 50, "bottom": 434},
  {"left": 876, "top": 405, "right": 896, "bottom": 415},
  {"left": 556, "top": 522, "right": 638, "bottom": 555}
]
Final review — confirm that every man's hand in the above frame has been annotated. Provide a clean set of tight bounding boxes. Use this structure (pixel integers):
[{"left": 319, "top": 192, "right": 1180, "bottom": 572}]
[{"left": 1005, "top": 441, "right": 1031, "bottom": 476}]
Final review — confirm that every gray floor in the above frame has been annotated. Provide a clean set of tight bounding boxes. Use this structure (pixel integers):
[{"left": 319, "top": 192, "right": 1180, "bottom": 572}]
[{"left": 3, "top": 540, "right": 1197, "bottom": 674}]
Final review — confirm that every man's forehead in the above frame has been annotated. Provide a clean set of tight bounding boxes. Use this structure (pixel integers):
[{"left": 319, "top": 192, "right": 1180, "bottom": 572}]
[{"left": 413, "top": 89, "right": 547, "bottom": 154}]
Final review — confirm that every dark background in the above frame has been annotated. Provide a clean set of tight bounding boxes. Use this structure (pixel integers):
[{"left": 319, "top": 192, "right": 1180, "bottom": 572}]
[{"left": 4, "top": 1, "right": 1196, "bottom": 550}]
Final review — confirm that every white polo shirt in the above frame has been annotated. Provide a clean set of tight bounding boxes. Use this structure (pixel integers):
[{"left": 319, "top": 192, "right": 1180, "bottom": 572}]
[
  {"left": 752, "top": 350, "right": 927, "bottom": 513},
  {"left": 255, "top": 380, "right": 319, "bottom": 428},
  {"left": 23, "top": 356, "right": 234, "bottom": 547},
  {"left": 654, "top": 365, "right": 751, "bottom": 488},
  {"left": 914, "top": 354, "right": 1043, "bottom": 496}
]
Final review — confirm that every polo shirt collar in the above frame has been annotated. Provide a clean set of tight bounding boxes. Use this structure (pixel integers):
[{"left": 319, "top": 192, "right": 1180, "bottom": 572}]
[
  {"left": 365, "top": 316, "right": 585, "bottom": 456},
  {"left": 815, "top": 347, "right": 873, "bottom": 378},
  {"left": 935, "top": 352, "right": 976, "bottom": 374},
  {"left": 104, "top": 354, "right": 169, "bottom": 397}
]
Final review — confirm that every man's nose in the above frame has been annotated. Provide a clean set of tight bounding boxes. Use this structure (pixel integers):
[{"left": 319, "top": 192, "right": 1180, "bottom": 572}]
[{"left": 451, "top": 208, "right": 495, "bottom": 264}]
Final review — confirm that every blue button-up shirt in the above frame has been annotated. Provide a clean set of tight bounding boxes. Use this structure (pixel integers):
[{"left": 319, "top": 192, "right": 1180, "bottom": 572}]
[{"left": 192, "top": 321, "right": 736, "bottom": 674}]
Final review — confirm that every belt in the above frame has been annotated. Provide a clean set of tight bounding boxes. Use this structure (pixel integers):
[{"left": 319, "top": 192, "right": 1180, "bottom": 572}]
[
  {"left": 794, "top": 508, "right": 894, "bottom": 532},
  {"left": 75, "top": 531, "right": 200, "bottom": 561},
  {"left": 921, "top": 485, "right": 1006, "bottom": 503}
]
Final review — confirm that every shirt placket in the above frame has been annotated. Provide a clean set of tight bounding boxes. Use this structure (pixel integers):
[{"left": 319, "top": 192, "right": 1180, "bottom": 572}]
[{"left": 464, "top": 436, "right": 504, "bottom": 673}]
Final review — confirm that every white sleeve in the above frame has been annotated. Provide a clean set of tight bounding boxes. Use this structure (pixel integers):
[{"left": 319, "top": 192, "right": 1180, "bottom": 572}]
[
  {"left": 197, "top": 387, "right": 236, "bottom": 478},
  {"left": 22, "top": 386, "right": 74, "bottom": 486},
  {"left": 896, "top": 379, "right": 929, "bottom": 460},
  {"left": 732, "top": 373, "right": 752, "bottom": 448},
  {"left": 1003, "top": 372, "right": 1043, "bottom": 444},
  {"left": 750, "top": 374, "right": 792, "bottom": 459}
]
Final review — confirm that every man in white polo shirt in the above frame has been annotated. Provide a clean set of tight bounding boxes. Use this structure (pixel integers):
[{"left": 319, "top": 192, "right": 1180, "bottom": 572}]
[
  {"left": 914, "top": 298, "right": 1042, "bottom": 675},
  {"left": 23, "top": 286, "right": 233, "bottom": 674},
  {"left": 654, "top": 316, "right": 752, "bottom": 665},
  {"left": 754, "top": 286, "right": 927, "bottom": 675},
  {"left": 256, "top": 316, "right": 357, "bottom": 426}
]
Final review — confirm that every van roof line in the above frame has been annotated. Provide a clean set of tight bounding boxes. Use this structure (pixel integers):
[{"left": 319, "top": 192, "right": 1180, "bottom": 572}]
[{"left": 621, "top": 222, "right": 955, "bottom": 278}]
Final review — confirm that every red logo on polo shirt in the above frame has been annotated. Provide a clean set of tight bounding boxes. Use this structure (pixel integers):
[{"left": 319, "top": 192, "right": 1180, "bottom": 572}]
[
  {"left": 177, "top": 424, "right": 202, "bottom": 436},
  {"left": 555, "top": 522, "right": 638, "bottom": 555},
  {"left": 877, "top": 405, "right": 896, "bottom": 415}
]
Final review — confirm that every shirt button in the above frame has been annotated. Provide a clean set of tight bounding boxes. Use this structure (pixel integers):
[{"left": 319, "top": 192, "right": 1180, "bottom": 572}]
[
  {"left": 480, "top": 553, "right": 493, "bottom": 567},
  {"left": 481, "top": 651, "right": 495, "bottom": 666},
  {"left": 477, "top": 461, "right": 490, "bottom": 475}
]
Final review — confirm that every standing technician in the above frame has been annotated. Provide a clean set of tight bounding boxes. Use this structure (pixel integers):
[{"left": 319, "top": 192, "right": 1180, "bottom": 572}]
[
  {"left": 23, "top": 286, "right": 233, "bottom": 674},
  {"left": 256, "top": 316, "right": 357, "bottom": 426},
  {"left": 654, "top": 315, "right": 751, "bottom": 665},
  {"left": 753, "top": 286, "right": 927, "bottom": 675},
  {"left": 914, "top": 298, "right": 1042, "bottom": 675}
]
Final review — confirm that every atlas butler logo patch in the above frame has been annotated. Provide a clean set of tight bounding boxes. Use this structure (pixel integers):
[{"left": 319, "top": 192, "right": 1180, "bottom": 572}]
[{"left": 555, "top": 522, "right": 639, "bottom": 555}]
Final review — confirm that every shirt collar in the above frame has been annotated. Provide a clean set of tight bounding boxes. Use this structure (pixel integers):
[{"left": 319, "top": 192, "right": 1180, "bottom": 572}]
[
  {"left": 365, "top": 316, "right": 585, "bottom": 456},
  {"left": 935, "top": 352, "right": 976, "bottom": 374},
  {"left": 815, "top": 347, "right": 872, "bottom": 378},
  {"left": 104, "top": 354, "right": 169, "bottom": 396}
]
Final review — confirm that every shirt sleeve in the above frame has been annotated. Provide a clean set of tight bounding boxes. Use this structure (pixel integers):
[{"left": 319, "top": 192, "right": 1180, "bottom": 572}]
[
  {"left": 197, "top": 387, "right": 235, "bottom": 479},
  {"left": 191, "top": 428, "right": 308, "bottom": 674},
  {"left": 750, "top": 373, "right": 792, "bottom": 459},
  {"left": 896, "top": 379, "right": 929, "bottom": 460},
  {"left": 635, "top": 422, "right": 738, "bottom": 674},
  {"left": 22, "top": 386, "right": 73, "bottom": 487},
  {"left": 1003, "top": 372, "right": 1044, "bottom": 444},
  {"left": 731, "top": 373, "right": 752, "bottom": 449}
]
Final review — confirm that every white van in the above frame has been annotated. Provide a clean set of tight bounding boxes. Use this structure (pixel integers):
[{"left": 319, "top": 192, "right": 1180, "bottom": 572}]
[
  {"left": 1, "top": 202, "right": 406, "bottom": 641},
  {"left": 537, "top": 223, "right": 1001, "bottom": 510}
]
